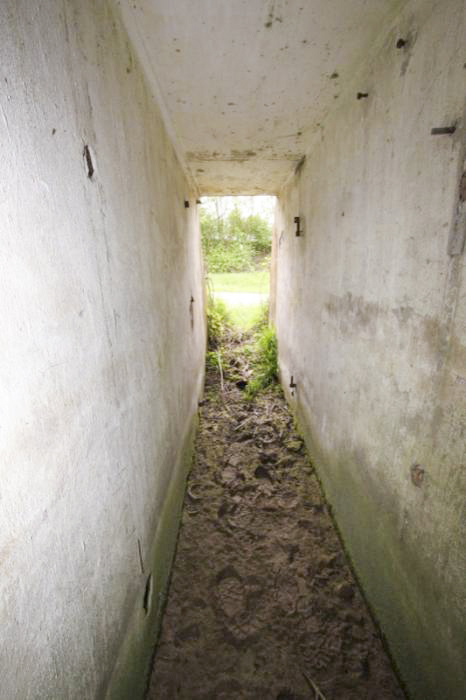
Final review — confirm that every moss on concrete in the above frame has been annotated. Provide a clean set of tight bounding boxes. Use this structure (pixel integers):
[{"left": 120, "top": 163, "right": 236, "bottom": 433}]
[
  {"left": 283, "top": 382, "right": 466, "bottom": 700},
  {"left": 104, "top": 415, "right": 198, "bottom": 700}
]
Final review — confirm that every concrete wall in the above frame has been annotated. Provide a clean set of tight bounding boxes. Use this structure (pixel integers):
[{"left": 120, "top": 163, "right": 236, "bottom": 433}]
[
  {"left": 273, "top": 1, "right": 466, "bottom": 698},
  {"left": 0, "top": 1, "right": 205, "bottom": 698}
]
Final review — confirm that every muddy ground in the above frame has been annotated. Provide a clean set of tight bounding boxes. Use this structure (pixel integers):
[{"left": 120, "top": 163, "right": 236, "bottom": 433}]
[{"left": 147, "top": 337, "right": 405, "bottom": 700}]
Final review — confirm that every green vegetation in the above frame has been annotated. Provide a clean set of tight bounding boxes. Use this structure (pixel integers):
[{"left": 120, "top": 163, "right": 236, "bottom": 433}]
[
  {"left": 202, "top": 200, "right": 273, "bottom": 333},
  {"left": 209, "top": 269, "right": 270, "bottom": 330},
  {"left": 210, "top": 270, "right": 269, "bottom": 294},
  {"left": 225, "top": 301, "right": 267, "bottom": 330},
  {"left": 201, "top": 206, "right": 272, "bottom": 273},
  {"left": 205, "top": 292, "right": 279, "bottom": 399},
  {"left": 206, "top": 294, "right": 270, "bottom": 345},
  {"left": 246, "top": 324, "right": 279, "bottom": 398},
  {"left": 206, "top": 296, "right": 231, "bottom": 349}
]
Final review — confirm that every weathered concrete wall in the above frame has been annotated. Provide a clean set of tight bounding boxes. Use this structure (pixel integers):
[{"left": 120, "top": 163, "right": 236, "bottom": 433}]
[
  {"left": 0, "top": 1, "right": 205, "bottom": 698},
  {"left": 273, "top": 1, "right": 466, "bottom": 697}
]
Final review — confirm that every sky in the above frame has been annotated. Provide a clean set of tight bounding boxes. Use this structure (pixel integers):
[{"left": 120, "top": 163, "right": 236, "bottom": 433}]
[{"left": 200, "top": 196, "right": 276, "bottom": 225}]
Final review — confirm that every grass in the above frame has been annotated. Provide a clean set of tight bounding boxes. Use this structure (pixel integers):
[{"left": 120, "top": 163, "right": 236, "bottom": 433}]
[
  {"left": 210, "top": 270, "right": 269, "bottom": 294},
  {"left": 226, "top": 302, "right": 268, "bottom": 330},
  {"left": 208, "top": 269, "right": 270, "bottom": 330}
]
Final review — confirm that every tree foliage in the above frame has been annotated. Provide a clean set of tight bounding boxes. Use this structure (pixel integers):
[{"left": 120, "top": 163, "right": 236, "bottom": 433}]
[{"left": 201, "top": 205, "right": 272, "bottom": 273}]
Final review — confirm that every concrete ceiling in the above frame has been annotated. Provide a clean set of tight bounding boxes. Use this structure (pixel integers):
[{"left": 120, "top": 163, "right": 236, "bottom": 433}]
[{"left": 120, "top": 0, "right": 403, "bottom": 195}]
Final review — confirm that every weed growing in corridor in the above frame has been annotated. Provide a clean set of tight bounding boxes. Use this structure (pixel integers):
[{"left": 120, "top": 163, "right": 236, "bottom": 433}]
[
  {"left": 207, "top": 297, "right": 231, "bottom": 349},
  {"left": 246, "top": 324, "right": 279, "bottom": 398},
  {"left": 249, "top": 302, "right": 270, "bottom": 332},
  {"left": 205, "top": 292, "right": 278, "bottom": 399}
]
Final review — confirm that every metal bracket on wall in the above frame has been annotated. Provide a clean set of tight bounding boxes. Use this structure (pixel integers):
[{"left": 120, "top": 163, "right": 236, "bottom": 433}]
[
  {"left": 431, "top": 126, "right": 456, "bottom": 135},
  {"left": 83, "top": 144, "right": 95, "bottom": 179},
  {"left": 289, "top": 375, "right": 297, "bottom": 396},
  {"left": 294, "top": 216, "right": 301, "bottom": 237}
]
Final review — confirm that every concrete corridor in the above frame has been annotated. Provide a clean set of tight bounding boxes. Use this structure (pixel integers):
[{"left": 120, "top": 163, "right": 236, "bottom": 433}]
[{"left": 1, "top": 1, "right": 465, "bottom": 699}]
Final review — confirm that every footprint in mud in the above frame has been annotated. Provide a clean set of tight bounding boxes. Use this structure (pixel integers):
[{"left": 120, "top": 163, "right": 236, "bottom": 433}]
[
  {"left": 214, "top": 566, "right": 267, "bottom": 645},
  {"left": 222, "top": 488, "right": 262, "bottom": 531},
  {"left": 219, "top": 464, "right": 245, "bottom": 490},
  {"left": 276, "top": 489, "right": 299, "bottom": 510},
  {"left": 274, "top": 571, "right": 299, "bottom": 614},
  {"left": 225, "top": 502, "right": 254, "bottom": 531},
  {"left": 257, "top": 427, "right": 277, "bottom": 446},
  {"left": 296, "top": 621, "right": 343, "bottom": 670},
  {"left": 219, "top": 465, "right": 238, "bottom": 484},
  {"left": 214, "top": 566, "right": 245, "bottom": 618}
]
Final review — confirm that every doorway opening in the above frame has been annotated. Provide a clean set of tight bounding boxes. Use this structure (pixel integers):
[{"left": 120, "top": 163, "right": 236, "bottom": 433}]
[{"left": 200, "top": 195, "right": 276, "bottom": 330}]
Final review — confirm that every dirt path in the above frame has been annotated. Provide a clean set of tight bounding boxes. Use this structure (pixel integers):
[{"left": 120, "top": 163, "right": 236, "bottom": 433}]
[{"left": 147, "top": 338, "right": 404, "bottom": 700}]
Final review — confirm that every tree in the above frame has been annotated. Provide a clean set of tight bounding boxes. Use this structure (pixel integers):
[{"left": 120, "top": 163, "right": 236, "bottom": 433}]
[{"left": 200, "top": 206, "right": 271, "bottom": 273}]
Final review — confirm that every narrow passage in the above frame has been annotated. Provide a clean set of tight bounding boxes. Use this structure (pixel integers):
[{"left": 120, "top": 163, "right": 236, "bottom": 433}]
[{"left": 148, "top": 336, "right": 404, "bottom": 700}]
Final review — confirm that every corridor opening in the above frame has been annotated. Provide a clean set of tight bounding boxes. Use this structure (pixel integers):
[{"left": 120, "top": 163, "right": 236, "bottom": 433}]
[{"left": 200, "top": 195, "right": 276, "bottom": 330}]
